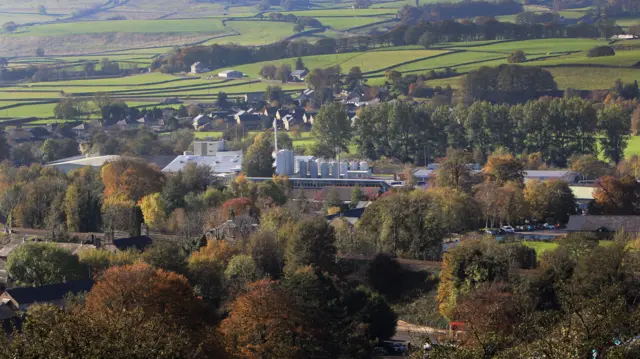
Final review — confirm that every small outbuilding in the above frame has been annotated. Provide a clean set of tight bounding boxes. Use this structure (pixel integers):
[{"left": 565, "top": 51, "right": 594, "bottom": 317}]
[{"left": 218, "top": 70, "right": 244, "bottom": 79}]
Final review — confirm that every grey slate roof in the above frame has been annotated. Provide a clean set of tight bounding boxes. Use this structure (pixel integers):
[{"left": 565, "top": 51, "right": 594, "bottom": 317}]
[
  {"left": 4, "top": 280, "right": 94, "bottom": 308},
  {"left": 566, "top": 215, "right": 640, "bottom": 233}
]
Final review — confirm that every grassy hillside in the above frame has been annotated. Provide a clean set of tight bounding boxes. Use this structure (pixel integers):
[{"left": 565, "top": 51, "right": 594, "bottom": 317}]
[{"left": 12, "top": 19, "right": 227, "bottom": 36}]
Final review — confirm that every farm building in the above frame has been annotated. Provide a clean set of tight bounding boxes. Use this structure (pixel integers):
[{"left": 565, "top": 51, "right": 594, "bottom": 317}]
[
  {"left": 291, "top": 69, "right": 308, "bottom": 81},
  {"left": 218, "top": 70, "right": 243, "bottom": 79},
  {"left": 191, "top": 62, "right": 210, "bottom": 74},
  {"left": 610, "top": 34, "right": 638, "bottom": 40}
]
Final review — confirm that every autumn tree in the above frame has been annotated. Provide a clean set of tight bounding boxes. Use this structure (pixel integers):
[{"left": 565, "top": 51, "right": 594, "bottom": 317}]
[
  {"left": 242, "top": 132, "right": 275, "bottom": 177},
  {"left": 101, "top": 193, "right": 136, "bottom": 234},
  {"left": 591, "top": 175, "right": 640, "bottom": 215},
  {"left": 0, "top": 303, "right": 225, "bottom": 359},
  {"left": 222, "top": 197, "right": 253, "bottom": 220},
  {"left": 220, "top": 279, "right": 311, "bottom": 359},
  {"left": 6, "top": 242, "right": 87, "bottom": 286},
  {"left": 483, "top": 151, "right": 524, "bottom": 186},
  {"left": 101, "top": 157, "right": 165, "bottom": 202},
  {"left": 437, "top": 149, "right": 474, "bottom": 191},
  {"left": 524, "top": 179, "right": 576, "bottom": 223},
  {"left": 569, "top": 154, "right": 611, "bottom": 182},
  {"left": 86, "top": 263, "right": 208, "bottom": 328},
  {"left": 437, "top": 239, "right": 510, "bottom": 319},
  {"left": 139, "top": 192, "right": 167, "bottom": 230}
]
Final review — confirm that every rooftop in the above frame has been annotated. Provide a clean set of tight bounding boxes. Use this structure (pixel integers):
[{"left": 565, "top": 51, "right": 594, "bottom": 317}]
[
  {"left": 566, "top": 215, "right": 640, "bottom": 233},
  {"left": 162, "top": 151, "right": 243, "bottom": 174},
  {"left": 3, "top": 280, "right": 94, "bottom": 307},
  {"left": 112, "top": 235, "right": 153, "bottom": 251}
]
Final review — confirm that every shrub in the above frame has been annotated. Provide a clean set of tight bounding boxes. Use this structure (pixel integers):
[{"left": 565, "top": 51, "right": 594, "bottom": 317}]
[
  {"left": 507, "top": 50, "right": 527, "bottom": 63},
  {"left": 587, "top": 46, "right": 615, "bottom": 58}
]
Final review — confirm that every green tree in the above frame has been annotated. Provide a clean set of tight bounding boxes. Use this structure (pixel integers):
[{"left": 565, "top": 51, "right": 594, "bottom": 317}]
[
  {"left": 323, "top": 187, "right": 342, "bottom": 211},
  {"left": 295, "top": 57, "right": 305, "bottom": 71},
  {"left": 345, "top": 66, "right": 364, "bottom": 90},
  {"left": 285, "top": 216, "right": 337, "bottom": 274},
  {"left": 264, "top": 85, "right": 284, "bottom": 103},
  {"left": 437, "top": 149, "right": 474, "bottom": 190},
  {"left": 36, "top": 47, "right": 45, "bottom": 57},
  {"left": 242, "top": 132, "right": 275, "bottom": 177},
  {"left": 38, "top": 5, "right": 47, "bottom": 15},
  {"left": 418, "top": 31, "right": 436, "bottom": 48},
  {"left": 225, "top": 254, "right": 262, "bottom": 291},
  {"left": 508, "top": 50, "right": 527, "bottom": 63},
  {"left": 2, "top": 22, "right": 17, "bottom": 33},
  {"left": 6, "top": 242, "right": 87, "bottom": 286},
  {"left": 0, "top": 131, "right": 9, "bottom": 160},
  {"left": 141, "top": 241, "right": 187, "bottom": 274},
  {"left": 63, "top": 167, "right": 103, "bottom": 232},
  {"left": 40, "top": 138, "right": 80, "bottom": 162},
  {"left": 275, "top": 64, "right": 292, "bottom": 83},
  {"left": 598, "top": 103, "right": 631, "bottom": 164},
  {"left": 54, "top": 98, "right": 85, "bottom": 119},
  {"left": 311, "top": 102, "right": 352, "bottom": 158},
  {"left": 349, "top": 185, "right": 364, "bottom": 209}
]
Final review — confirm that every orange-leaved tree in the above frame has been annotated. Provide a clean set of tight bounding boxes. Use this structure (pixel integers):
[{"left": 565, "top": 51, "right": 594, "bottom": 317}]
[
  {"left": 220, "top": 279, "right": 310, "bottom": 359},
  {"left": 221, "top": 197, "right": 252, "bottom": 220},
  {"left": 101, "top": 157, "right": 165, "bottom": 202},
  {"left": 85, "top": 262, "right": 208, "bottom": 328}
]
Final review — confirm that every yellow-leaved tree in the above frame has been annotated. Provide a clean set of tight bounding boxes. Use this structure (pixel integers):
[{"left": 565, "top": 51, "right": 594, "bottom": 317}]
[{"left": 139, "top": 193, "right": 167, "bottom": 231}]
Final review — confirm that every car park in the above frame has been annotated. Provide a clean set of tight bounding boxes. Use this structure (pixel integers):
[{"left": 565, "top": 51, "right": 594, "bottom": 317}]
[{"left": 502, "top": 225, "right": 515, "bottom": 233}]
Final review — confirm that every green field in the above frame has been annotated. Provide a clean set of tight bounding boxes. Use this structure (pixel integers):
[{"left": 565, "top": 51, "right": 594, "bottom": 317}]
[
  {"left": 12, "top": 19, "right": 227, "bottom": 36},
  {"left": 448, "top": 38, "right": 607, "bottom": 54},
  {"left": 520, "top": 240, "right": 616, "bottom": 255},
  {"left": 626, "top": 136, "right": 640, "bottom": 157},
  {"left": 205, "top": 21, "right": 297, "bottom": 46},
  {"left": 318, "top": 16, "right": 390, "bottom": 30},
  {"left": 219, "top": 49, "right": 446, "bottom": 78}
]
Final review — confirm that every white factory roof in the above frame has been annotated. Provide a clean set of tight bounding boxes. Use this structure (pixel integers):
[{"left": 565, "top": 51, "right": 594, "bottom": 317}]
[
  {"left": 162, "top": 151, "right": 243, "bottom": 174},
  {"left": 46, "top": 155, "right": 121, "bottom": 173},
  {"left": 524, "top": 170, "right": 577, "bottom": 178}
]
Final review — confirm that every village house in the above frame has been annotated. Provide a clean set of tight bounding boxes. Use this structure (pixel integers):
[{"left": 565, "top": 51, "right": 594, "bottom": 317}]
[{"left": 191, "top": 62, "right": 210, "bottom": 74}]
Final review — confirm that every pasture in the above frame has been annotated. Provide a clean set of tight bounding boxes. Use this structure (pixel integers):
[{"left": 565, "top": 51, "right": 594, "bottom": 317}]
[
  {"left": 205, "top": 21, "right": 297, "bottom": 46},
  {"left": 11, "top": 19, "right": 227, "bottom": 36}
]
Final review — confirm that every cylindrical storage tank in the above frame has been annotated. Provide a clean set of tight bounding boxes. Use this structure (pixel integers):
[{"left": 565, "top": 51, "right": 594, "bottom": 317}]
[
  {"left": 340, "top": 161, "right": 348, "bottom": 176},
  {"left": 350, "top": 161, "right": 359, "bottom": 170},
  {"left": 298, "top": 160, "right": 307, "bottom": 178},
  {"left": 331, "top": 161, "right": 339, "bottom": 178},
  {"left": 288, "top": 151, "right": 295, "bottom": 176},
  {"left": 310, "top": 160, "right": 319, "bottom": 178},
  {"left": 320, "top": 162, "right": 330, "bottom": 178},
  {"left": 359, "top": 161, "right": 369, "bottom": 171}
]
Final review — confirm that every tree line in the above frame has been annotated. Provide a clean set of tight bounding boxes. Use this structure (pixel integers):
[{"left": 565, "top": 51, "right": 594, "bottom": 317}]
[{"left": 349, "top": 97, "right": 634, "bottom": 166}]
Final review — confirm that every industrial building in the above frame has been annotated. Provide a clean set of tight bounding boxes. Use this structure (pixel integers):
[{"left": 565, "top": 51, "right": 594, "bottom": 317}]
[
  {"left": 274, "top": 150, "right": 372, "bottom": 180},
  {"left": 192, "top": 140, "right": 227, "bottom": 156}
]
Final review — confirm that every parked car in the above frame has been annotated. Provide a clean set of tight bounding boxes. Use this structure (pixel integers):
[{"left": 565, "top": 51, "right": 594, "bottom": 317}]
[
  {"left": 542, "top": 223, "right": 556, "bottom": 230},
  {"left": 502, "top": 225, "right": 515, "bottom": 233},
  {"left": 515, "top": 225, "right": 534, "bottom": 232},
  {"left": 485, "top": 229, "right": 499, "bottom": 235}
]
